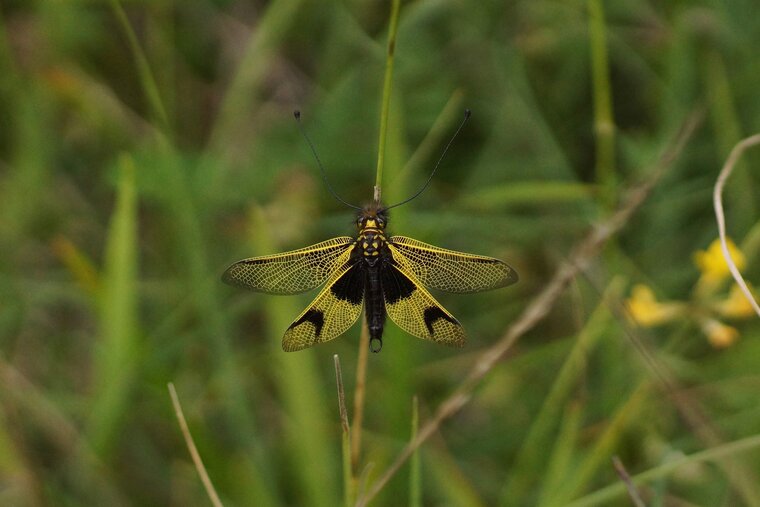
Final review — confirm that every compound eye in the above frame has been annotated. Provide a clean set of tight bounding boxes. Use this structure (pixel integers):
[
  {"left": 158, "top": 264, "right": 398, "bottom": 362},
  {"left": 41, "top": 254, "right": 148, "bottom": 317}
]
[{"left": 357, "top": 217, "right": 364, "bottom": 227}]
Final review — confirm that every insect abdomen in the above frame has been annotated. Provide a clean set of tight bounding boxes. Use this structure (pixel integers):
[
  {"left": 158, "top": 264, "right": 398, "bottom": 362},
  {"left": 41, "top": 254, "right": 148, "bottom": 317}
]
[{"left": 365, "top": 263, "right": 385, "bottom": 352}]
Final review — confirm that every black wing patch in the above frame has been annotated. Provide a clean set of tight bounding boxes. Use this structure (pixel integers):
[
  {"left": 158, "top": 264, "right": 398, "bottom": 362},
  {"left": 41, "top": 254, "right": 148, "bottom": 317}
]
[
  {"left": 423, "top": 307, "right": 458, "bottom": 335},
  {"left": 282, "top": 261, "right": 365, "bottom": 351},
  {"left": 381, "top": 260, "right": 416, "bottom": 304},
  {"left": 381, "top": 260, "right": 465, "bottom": 347},
  {"left": 291, "top": 308, "right": 325, "bottom": 338},
  {"left": 330, "top": 261, "right": 365, "bottom": 305}
]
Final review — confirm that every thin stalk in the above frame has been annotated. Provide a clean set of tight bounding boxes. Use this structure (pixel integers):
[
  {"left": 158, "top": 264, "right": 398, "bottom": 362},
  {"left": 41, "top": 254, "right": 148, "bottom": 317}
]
[
  {"left": 588, "top": 0, "right": 616, "bottom": 210},
  {"left": 611, "top": 456, "right": 646, "bottom": 507},
  {"left": 409, "top": 396, "right": 421, "bottom": 507},
  {"left": 351, "top": 318, "right": 370, "bottom": 470},
  {"left": 374, "top": 0, "right": 401, "bottom": 203},
  {"left": 351, "top": 0, "right": 402, "bottom": 473},
  {"left": 334, "top": 356, "right": 354, "bottom": 507},
  {"left": 168, "top": 383, "right": 224, "bottom": 507}
]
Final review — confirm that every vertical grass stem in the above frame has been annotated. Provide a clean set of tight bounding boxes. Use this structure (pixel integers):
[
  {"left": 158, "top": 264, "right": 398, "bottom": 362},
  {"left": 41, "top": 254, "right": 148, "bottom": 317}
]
[
  {"left": 374, "top": 0, "right": 402, "bottom": 202},
  {"left": 588, "top": 0, "right": 616, "bottom": 210}
]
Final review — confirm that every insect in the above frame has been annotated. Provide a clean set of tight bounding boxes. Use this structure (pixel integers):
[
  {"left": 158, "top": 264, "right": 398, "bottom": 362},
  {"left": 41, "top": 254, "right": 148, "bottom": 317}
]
[{"left": 222, "top": 110, "right": 518, "bottom": 353}]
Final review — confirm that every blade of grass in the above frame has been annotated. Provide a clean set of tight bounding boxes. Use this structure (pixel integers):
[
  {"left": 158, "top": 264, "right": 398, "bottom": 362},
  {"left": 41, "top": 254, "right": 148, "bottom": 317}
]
[
  {"left": 388, "top": 90, "right": 465, "bottom": 199},
  {"left": 589, "top": 272, "right": 760, "bottom": 505},
  {"left": 251, "top": 206, "right": 338, "bottom": 507},
  {"left": 565, "top": 433, "right": 760, "bottom": 507},
  {"left": 0, "top": 85, "right": 52, "bottom": 243},
  {"left": 500, "top": 279, "right": 621, "bottom": 505},
  {"left": 425, "top": 436, "right": 487, "bottom": 507},
  {"left": 156, "top": 150, "right": 277, "bottom": 507},
  {"left": 88, "top": 154, "right": 139, "bottom": 456},
  {"left": 0, "top": 357, "right": 127, "bottom": 503},
  {"left": 168, "top": 382, "right": 224, "bottom": 507},
  {"left": 546, "top": 383, "right": 650, "bottom": 506},
  {"left": 704, "top": 49, "right": 756, "bottom": 233},
  {"left": 51, "top": 236, "right": 101, "bottom": 298},
  {"left": 105, "top": 16, "right": 274, "bottom": 499},
  {"left": 536, "top": 401, "right": 583, "bottom": 507},
  {"left": 208, "top": 0, "right": 306, "bottom": 157},
  {"left": 108, "top": 0, "right": 169, "bottom": 132},
  {"left": 459, "top": 182, "right": 595, "bottom": 210}
]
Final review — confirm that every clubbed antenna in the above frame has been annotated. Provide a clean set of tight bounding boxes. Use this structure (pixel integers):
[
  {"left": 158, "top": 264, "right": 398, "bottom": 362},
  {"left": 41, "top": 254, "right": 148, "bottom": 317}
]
[
  {"left": 384, "top": 109, "right": 472, "bottom": 210},
  {"left": 294, "top": 111, "right": 362, "bottom": 211}
]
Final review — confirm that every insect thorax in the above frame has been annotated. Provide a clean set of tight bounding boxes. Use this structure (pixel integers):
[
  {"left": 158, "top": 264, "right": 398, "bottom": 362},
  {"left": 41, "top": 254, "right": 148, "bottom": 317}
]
[
  {"left": 356, "top": 204, "right": 389, "bottom": 260},
  {"left": 358, "top": 228, "right": 387, "bottom": 259}
]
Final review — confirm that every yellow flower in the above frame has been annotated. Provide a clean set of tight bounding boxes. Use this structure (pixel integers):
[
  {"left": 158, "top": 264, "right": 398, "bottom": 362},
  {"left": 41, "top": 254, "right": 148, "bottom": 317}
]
[
  {"left": 626, "top": 284, "right": 684, "bottom": 327},
  {"left": 701, "top": 318, "right": 739, "bottom": 348},
  {"left": 694, "top": 238, "right": 745, "bottom": 285},
  {"left": 716, "top": 284, "right": 757, "bottom": 319}
]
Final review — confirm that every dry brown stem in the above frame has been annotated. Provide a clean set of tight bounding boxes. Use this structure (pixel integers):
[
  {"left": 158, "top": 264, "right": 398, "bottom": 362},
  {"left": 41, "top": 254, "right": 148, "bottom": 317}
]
[
  {"left": 168, "top": 382, "right": 223, "bottom": 507},
  {"left": 713, "top": 132, "right": 760, "bottom": 317}
]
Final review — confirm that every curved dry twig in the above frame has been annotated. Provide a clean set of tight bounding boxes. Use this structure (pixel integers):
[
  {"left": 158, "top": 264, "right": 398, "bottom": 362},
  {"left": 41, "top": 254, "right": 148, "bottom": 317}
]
[
  {"left": 713, "top": 133, "right": 760, "bottom": 318},
  {"left": 355, "top": 112, "right": 701, "bottom": 507}
]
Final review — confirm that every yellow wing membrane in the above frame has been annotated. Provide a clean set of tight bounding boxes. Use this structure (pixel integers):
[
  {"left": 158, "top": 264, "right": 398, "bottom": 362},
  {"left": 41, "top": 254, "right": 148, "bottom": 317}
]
[
  {"left": 388, "top": 236, "right": 518, "bottom": 293},
  {"left": 222, "top": 237, "right": 355, "bottom": 294},
  {"left": 282, "top": 260, "right": 365, "bottom": 351},
  {"left": 381, "top": 262, "right": 465, "bottom": 347}
]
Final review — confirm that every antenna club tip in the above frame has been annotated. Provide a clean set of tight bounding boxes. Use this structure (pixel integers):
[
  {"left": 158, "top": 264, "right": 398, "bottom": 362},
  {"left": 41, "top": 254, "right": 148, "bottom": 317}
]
[
  {"left": 464, "top": 108, "right": 472, "bottom": 119},
  {"left": 294, "top": 110, "right": 301, "bottom": 120}
]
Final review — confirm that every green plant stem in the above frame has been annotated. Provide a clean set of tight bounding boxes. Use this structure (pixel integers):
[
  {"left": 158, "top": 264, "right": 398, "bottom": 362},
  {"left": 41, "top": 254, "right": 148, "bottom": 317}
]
[
  {"left": 374, "top": 0, "right": 401, "bottom": 203},
  {"left": 588, "top": 0, "right": 616, "bottom": 210},
  {"left": 351, "top": 0, "right": 401, "bottom": 476}
]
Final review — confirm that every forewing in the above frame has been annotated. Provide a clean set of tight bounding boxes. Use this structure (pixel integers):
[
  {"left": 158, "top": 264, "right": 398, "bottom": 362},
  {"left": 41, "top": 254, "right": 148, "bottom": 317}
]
[
  {"left": 382, "top": 261, "right": 465, "bottom": 347},
  {"left": 282, "top": 261, "right": 365, "bottom": 351},
  {"left": 222, "top": 237, "right": 355, "bottom": 294},
  {"left": 388, "top": 236, "right": 518, "bottom": 293}
]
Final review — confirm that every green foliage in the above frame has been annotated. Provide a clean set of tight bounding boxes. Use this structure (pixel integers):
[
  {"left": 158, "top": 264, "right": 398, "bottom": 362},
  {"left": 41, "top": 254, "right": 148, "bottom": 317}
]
[{"left": 0, "top": 0, "right": 759, "bottom": 506}]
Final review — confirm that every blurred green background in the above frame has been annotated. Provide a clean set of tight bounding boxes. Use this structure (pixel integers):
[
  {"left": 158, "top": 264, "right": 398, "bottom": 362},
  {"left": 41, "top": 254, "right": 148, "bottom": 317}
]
[{"left": 1, "top": 0, "right": 760, "bottom": 505}]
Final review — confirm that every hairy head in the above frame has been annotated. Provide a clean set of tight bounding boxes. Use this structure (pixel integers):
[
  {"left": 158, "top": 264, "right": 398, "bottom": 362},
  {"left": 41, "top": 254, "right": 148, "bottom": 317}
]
[{"left": 356, "top": 203, "right": 388, "bottom": 230}]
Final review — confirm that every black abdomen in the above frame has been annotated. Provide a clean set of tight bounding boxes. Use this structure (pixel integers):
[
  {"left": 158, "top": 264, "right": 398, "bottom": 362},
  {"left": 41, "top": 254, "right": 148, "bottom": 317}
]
[{"left": 365, "top": 262, "right": 385, "bottom": 352}]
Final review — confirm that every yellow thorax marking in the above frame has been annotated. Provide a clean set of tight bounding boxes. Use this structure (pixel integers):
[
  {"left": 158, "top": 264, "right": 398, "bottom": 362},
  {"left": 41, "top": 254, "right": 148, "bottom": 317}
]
[{"left": 360, "top": 228, "right": 385, "bottom": 237}]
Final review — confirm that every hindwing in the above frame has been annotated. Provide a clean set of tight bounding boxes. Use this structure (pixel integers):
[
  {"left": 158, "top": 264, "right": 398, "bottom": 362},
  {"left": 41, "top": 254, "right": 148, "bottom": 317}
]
[
  {"left": 388, "top": 236, "right": 517, "bottom": 293},
  {"left": 222, "top": 237, "right": 355, "bottom": 294},
  {"left": 381, "top": 261, "right": 465, "bottom": 347},
  {"left": 282, "top": 260, "right": 365, "bottom": 351}
]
